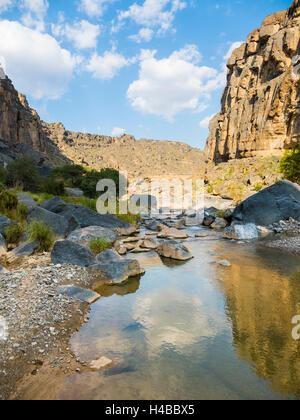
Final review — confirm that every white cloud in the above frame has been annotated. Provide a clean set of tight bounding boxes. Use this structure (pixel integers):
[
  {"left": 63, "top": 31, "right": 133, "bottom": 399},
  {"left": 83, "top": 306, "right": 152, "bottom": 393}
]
[
  {"left": 199, "top": 114, "right": 215, "bottom": 129},
  {"left": 129, "top": 27, "right": 154, "bottom": 43},
  {"left": 0, "top": 0, "right": 12, "bottom": 13},
  {"left": 86, "top": 48, "right": 134, "bottom": 80},
  {"left": 127, "top": 45, "right": 224, "bottom": 122},
  {"left": 53, "top": 20, "right": 101, "bottom": 49},
  {"left": 0, "top": 20, "right": 79, "bottom": 99},
  {"left": 111, "top": 127, "right": 126, "bottom": 136},
  {"left": 20, "top": 0, "right": 49, "bottom": 31},
  {"left": 80, "top": 0, "right": 114, "bottom": 18},
  {"left": 118, "top": 0, "right": 187, "bottom": 38}
]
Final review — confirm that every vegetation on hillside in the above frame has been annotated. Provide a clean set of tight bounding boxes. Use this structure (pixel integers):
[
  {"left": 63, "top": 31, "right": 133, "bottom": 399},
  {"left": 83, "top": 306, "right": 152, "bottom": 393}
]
[{"left": 280, "top": 145, "right": 300, "bottom": 184}]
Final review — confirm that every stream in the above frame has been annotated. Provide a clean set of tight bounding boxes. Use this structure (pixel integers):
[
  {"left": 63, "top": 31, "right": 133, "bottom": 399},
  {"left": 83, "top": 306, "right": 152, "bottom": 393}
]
[{"left": 58, "top": 227, "right": 300, "bottom": 400}]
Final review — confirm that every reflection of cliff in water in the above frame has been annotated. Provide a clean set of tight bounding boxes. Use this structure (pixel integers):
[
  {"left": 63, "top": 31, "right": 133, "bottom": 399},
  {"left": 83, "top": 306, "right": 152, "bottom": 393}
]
[{"left": 217, "top": 251, "right": 300, "bottom": 399}]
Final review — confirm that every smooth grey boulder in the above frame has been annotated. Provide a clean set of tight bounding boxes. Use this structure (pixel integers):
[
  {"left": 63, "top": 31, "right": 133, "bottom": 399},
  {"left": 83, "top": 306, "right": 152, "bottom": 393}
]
[
  {"left": 157, "top": 240, "right": 193, "bottom": 261},
  {"left": 56, "top": 204, "right": 130, "bottom": 230},
  {"left": 58, "top": 285, "right": 100, "bottom": 304},
  {"left": 51, "top": 240, "right": 96, "bottom": 267},
  {"left": 67, "top": 226, "right": 118, "bottom": 246},
  {"left": 40, "top": 196, "right": 67, "bottom": 213},
  {"left": 96, "top": 249, "right": 122, "bottom": 264},
  {"left": 90, "top": 258, "right": 145, "bottom": 284},
  {"left": 223, "top": 223, "right": 259, "bottom": 240},
  {"left": 7, "top": 240, "right": 39, "bottom": 262},
  {"left": 28, "top": 207, "right": 69, "bottom": 236},
  {"left": 65, "top": 187, "right": 84, "bottom": 197},
  {"left": 232, "top": 181, "right": 300, "bottom": 226},
  {"left": 17, "top": 194, "right": 37, "bottom": 210},
  {"left": 0, "top": 215, "right": 15, "bottom": 236}
]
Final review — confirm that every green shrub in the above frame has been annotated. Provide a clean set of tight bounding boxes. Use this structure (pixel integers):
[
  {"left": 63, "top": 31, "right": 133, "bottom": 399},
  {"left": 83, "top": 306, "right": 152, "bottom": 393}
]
[
  {"left": 52, "top": 164, "right": 86, "bottom": 188},
  {"left": 0, "top": 187, "right": 18, "bottom": 212},
  {"left": 42, "top": 177, "right": 65, "bottom": 195},
  {"left": 5, "top": 223, "right": 26, "bottom": 245},
  {"left": 0, "top": 164, "right": 7, "bottom": 183},
  {"left": 89, "top": 238, "right": 112, "bottom": 255},
  {"left": 6, "top": 157, "right": 41, "bottom": 192},
  {"left": 63, "top": 196, "right": 97, "bottom": 211},
  {"left": 28, "top": 220, "right": 55, "bottom": 252},
  {"left": 115, "top": 212, "right": 141, "bottom": 226},
  {"left": 216, "top": 210, "right": 226, "bottom": 219},
  {"left": 280, "top": 145, "right": 300, "bottom": 184}
]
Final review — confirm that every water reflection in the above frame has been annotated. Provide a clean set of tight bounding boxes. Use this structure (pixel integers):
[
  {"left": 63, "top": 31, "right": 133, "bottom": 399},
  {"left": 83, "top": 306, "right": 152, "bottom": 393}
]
[
  {"left": 215, "top": 243, "right": 300, "bottom": 399},
  {"left": 57, "top": 235, "right": 300, "bottom": 400},
  {"left": 94, "top": 277, "right": 141, "bottom": 297}
]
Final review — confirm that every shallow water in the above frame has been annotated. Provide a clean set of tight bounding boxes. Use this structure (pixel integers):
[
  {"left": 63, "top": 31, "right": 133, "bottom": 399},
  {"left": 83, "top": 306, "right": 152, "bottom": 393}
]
[{"left": 59, "top": 228, "right": 300, "bottom": 400}]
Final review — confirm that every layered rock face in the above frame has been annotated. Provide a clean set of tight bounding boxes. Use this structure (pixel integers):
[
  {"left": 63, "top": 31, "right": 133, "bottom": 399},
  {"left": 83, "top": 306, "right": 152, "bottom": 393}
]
[
  {"left": 0, "top": 75, "right": 69, "bottom": 166},
  {"left": 205, "top": 0, "right": 300, "bottom": 162}
]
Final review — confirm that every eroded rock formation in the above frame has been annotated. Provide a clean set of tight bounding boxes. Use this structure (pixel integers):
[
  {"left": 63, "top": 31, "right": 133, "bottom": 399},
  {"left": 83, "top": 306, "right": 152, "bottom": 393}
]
[
  {"left": 205, "top": 0, "right": 300, "bottom": 162},
  {"left": 0, "top": 76, "right": 70, "bottom": 166}
]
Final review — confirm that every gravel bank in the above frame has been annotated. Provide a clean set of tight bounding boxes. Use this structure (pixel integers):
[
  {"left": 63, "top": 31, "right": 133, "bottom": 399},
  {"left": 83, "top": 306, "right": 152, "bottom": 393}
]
[{"left": 0, "top": 254, "right": 94, "bottom": 400}]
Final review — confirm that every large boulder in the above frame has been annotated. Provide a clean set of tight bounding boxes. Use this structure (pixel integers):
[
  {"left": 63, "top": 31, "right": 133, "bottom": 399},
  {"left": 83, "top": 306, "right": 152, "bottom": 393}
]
[
  {"left": 232, "top": 181, "right": 300, "bottom": 226},
  {"left": 0, "top": 215, "right": 15, "bottom": 236},
  {"left": 67, "top": 226, "right": 118, "bottom": 246},
  {"left": 210, "top": 218, "right": 227, "bottom": 230},
  {"left": 51, "top": 240, "right": 96, "bottom": 267},
  {"left": 40, "top": 196, "right": 67, "bottom": 213},
  {"left": 157, "top": 240, "right": 193, "bottom": 261},
  {"left": 157, "top": 227, "right": 188, "bottom": 239},
  {"left": 223, "top": 223, "right": 259, "bottom": 240},
  {"left": 56, "top": 204, "right": 131, "bottom": 230},
  {"left": 96, "top": 249, "right": 122, "bottom": 263},
  {"left": 17, "top": 194, "right": 38, "bottom": 210},
  {"left": 90, "top": 255, "right": 145, "bottom": 284},
  {"left": 28, "top": 207, "right": 70, "bottom": 236}
]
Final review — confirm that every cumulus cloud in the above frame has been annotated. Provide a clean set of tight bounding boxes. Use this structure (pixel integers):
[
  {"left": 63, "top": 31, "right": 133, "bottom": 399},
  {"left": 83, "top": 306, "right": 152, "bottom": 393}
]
[
  {"left": 80, "top": 0, "right": 114, "bottom": 18},
  {"left": 129, "top": 27, "right": 154, "bottom": 43},
  {"left": 21, "top": 0, "right": 49, "bottom": 31},
  {"left": 118, "top": 0, "right": 186, "bottom": 39},
  {"left": 86, "top": 48, "right": 134, "bottom": 80},
  {"left": 111, "top": 127, "right": 126, "bottom": 136},
  {"left": 0, "top": 0, "right": 12, "bottom": 13},
  {"left": 0, "top": 20, "right": 79, "bottom": 99},
  {"left": 127, "top": 45, "right": 224, "bottom": 121},
  {"left": 52, "top": 19, "right": 101, "bottom": 49}
]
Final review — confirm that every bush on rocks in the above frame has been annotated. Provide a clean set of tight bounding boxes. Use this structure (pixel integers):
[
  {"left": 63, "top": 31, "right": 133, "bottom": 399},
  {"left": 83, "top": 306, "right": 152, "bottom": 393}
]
[
  {"left": 28, "top": 220, "right": 55, "bottom": 252},
  {"left": 89, "top": 238, "right": 112, "bottom": 255},
  {"left": 5, "top": 222, "right": 26, "bottom": 245},
  {"left": 280, "top": 145, "right": 300, "bottom": 184}
]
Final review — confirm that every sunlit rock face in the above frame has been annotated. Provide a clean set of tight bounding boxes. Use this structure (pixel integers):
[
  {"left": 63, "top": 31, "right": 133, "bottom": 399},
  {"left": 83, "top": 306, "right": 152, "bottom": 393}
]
[
  {"left": 205, "top": 0, "right": 300, "bottom": 162},
  {"left": 218, "top": 253, "right": 300, "bottom": 398}
]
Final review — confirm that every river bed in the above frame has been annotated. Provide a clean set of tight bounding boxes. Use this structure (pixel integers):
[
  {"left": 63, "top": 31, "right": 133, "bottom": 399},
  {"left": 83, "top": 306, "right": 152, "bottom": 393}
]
[{"left": 57, "top": 227, "right": 300, "bottom": 400}]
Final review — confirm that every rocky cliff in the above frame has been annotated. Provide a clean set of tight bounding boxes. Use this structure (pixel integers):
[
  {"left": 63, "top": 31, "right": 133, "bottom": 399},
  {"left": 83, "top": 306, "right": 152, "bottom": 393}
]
[
  {"left": 205, "top": 0, "right": 300, "bottom": 162},
  {"left": 0, "top": 75, "right": 69, "bottom": 166}
]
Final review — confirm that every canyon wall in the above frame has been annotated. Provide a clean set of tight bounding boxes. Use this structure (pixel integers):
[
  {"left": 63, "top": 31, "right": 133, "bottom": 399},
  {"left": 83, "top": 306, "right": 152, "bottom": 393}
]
[{"left": 205, "top": 0, "right": 300, "bottom": 162}]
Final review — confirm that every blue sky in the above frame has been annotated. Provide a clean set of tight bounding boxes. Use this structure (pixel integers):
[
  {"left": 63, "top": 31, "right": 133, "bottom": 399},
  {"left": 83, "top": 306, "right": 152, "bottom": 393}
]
[{"left": 0, "top": 0, "right": 292, "bottom": 149}]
